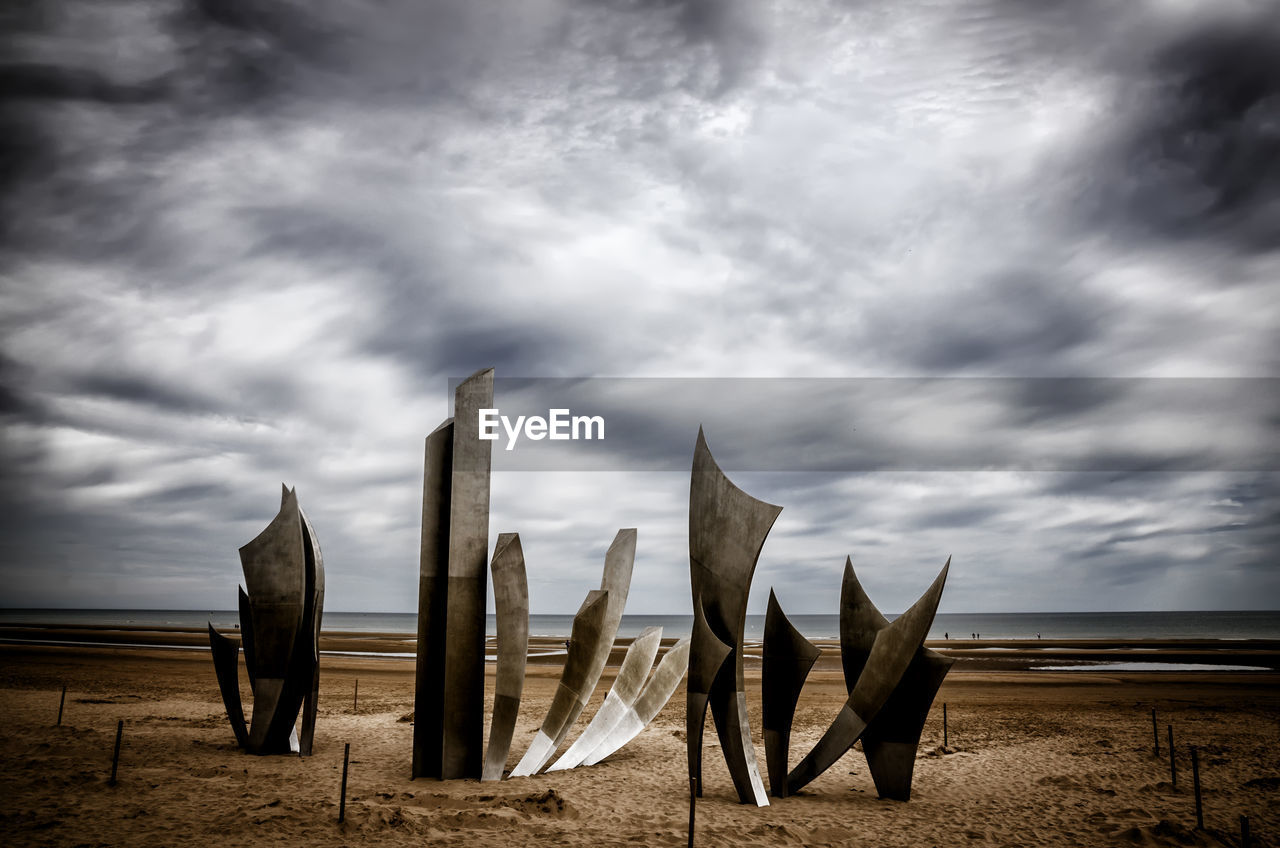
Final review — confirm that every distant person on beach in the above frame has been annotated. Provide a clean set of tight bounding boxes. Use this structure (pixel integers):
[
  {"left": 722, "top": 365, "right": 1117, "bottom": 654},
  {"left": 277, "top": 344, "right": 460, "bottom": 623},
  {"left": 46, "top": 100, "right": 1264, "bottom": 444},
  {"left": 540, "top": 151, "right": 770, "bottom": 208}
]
[{"left": 944, "top": 632, "right": 948, "bottom": 640}]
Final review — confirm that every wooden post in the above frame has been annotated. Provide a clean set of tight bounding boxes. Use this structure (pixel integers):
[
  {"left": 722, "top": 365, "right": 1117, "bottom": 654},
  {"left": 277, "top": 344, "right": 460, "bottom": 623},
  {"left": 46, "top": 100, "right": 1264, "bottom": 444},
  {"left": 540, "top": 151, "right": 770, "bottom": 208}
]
[
  {"left": 1151, "top": 708, "right": 1158, "bottom": 756},
  {"left": 109, "top": 720, "right": 123, "bottom": 786},
  {"left": 57, "top": 685, "right": 66, "bottom": 727},
  {"left": 687, "top": 777, "right": 696, "bottom": 848},
  {"left": 338, "top": 742, "right": 350, "bottom": 823},
  {"left": 1190, "top": 746, "right": 1202, "bottom": 829},
  {"left": 353, "top": 679, "right": 358, "bottom": 713},
  {"left": 1167, "top": 725, "right": 1176, "bottom": 789},
  {"left": 943, "top": 703, "right": 949, "bottom": 748},
  {"left": 1240, "top": 814, "right": 1250, "bottom": 848}
]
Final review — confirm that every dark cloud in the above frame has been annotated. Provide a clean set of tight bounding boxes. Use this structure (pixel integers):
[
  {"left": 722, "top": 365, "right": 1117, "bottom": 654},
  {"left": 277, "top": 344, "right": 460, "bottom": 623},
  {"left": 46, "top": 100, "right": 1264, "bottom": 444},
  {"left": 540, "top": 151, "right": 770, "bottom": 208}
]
[
  {"left": 910, "top": 504, "right": 1004, "bottom": 530},
  {"left": 134, "top": 481, "right": 233, "bottom": 505},
  {"left": 0, "top": 355, "right": 43, "bottom": 419},
  {"left": 0, "top": 63, "right": 171, "bottom": 104},
  {"left": 235, "top": 206, "right": 585, "bottom": 382},
  {"left": 1096, "top": 14, "right": 1280, "bottom": 252},
  {"left": 588, "top": 0, "right": 764, "bottom": 95},
  {"left": 171, "top": 0, "right": 351, "bottom": 109},
  {"left": 868, "top": 271, "right": 1111, "bottom": 374},
  {"left": 71, "top": 371, "right": 224, "bottom": 416},
  {"left": 1002, "top": 379, "right": 1126, "bottom": 427}
]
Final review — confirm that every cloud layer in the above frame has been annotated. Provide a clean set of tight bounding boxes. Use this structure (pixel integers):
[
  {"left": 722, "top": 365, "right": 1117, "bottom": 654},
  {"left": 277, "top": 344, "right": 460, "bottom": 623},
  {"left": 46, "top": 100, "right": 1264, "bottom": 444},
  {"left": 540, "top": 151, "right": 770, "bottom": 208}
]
[{"left": 1, "top": 0, "right": 1277, "bottom": 613}]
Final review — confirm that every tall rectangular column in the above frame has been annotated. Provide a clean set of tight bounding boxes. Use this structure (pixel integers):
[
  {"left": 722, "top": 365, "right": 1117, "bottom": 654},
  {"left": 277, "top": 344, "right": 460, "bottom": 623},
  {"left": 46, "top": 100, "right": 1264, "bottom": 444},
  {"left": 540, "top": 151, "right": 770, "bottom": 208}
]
[{"left": 441, "top": 368, "right": 494, "bottom": 779}]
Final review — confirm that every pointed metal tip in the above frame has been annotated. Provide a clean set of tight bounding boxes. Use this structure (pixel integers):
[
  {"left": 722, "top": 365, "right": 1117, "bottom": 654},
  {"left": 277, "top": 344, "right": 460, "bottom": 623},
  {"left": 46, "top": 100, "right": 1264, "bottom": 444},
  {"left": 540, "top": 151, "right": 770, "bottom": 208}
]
[
  {"left": 493, "top": 532, "right": 519, "bottom": 557},
  {"left": 461, "top": 366, "right": 495, "bottom": 384},
  {"left": 578, "top": 588, "right": 609, "bottom": 615}
]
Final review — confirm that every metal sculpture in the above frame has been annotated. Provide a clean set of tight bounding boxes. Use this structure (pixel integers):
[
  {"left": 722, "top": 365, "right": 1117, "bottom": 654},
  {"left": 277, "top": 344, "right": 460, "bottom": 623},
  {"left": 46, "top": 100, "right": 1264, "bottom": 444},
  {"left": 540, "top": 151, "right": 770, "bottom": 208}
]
[
  {"left": 413, "top": 418, "right": 451, "bottom": 778},
  {"left": 296, "top": 501, "right": 324, "bottom": 756},
  {"left": 687, "top": 428, "right": 779, "bottom": 806},
  {"left": 686, "top": 593, "right": 732, "bottom": 789},
  {"left": 784, "top": 557, "right": 950, "bottom": 795},
  {"left": 548, "top": 625, "right": 663, "bottom": 771},
  {"left": 582, "top": 636, "right": 692, "bottom": 766},
  {"left": 482, "top": 532, "right": 530, "bottom": 781},
  {"left": 208, "top": 624, "right": 247, "bottom": 748},
  {"left": 413, "top": 367, "right": 494, "bottom": 780},
  {"left": 762, "top": 590, "right": 821, "bottom": 798},
  {"left": 208, "top": 485, "right": 324, "bottom": 755},
  {"left": 511, "top": 528, "right": 637, "bottom": 776},
  {"left": 510, "top": 588, "right": 611, "bottom": 776},
  {"left": 841, "top": 558, "right": 954, "bottom": 801}
]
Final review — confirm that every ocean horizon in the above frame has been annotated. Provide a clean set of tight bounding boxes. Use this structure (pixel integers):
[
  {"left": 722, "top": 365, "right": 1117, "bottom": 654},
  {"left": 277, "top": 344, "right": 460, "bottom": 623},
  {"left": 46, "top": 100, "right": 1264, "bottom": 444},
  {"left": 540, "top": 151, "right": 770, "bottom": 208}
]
[{"left": 4, "top": 608, "right": 1280, "bottom": 641}]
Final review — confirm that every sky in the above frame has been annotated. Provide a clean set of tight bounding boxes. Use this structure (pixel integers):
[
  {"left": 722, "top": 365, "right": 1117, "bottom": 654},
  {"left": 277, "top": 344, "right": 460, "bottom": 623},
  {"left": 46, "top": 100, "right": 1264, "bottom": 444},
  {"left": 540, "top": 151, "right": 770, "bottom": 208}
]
[{"left": 1, "top": 0, "right": 1277, "bottom": 615}]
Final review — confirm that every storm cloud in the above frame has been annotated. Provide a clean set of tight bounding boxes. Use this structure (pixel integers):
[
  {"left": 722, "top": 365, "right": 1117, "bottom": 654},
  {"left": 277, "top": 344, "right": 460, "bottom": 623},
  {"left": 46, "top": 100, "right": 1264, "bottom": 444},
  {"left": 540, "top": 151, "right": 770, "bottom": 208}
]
[{"left": 0, "top": 0, "right": 1276, "bottom": 614}]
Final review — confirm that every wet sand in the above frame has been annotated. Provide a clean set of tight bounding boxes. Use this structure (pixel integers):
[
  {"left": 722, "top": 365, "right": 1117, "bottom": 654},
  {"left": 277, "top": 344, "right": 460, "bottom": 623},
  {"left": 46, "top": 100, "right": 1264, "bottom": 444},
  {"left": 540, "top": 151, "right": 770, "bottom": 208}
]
[{"left": 2, "top": 634, "right": 1278, "bottom": 847}]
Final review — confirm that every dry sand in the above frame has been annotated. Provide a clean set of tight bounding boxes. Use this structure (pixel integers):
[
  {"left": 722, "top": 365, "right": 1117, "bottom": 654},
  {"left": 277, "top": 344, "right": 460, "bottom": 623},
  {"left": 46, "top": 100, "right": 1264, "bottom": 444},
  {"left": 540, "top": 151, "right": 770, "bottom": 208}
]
[{"left": 2, "top": 632, "right": 1278, "bottom": 847}]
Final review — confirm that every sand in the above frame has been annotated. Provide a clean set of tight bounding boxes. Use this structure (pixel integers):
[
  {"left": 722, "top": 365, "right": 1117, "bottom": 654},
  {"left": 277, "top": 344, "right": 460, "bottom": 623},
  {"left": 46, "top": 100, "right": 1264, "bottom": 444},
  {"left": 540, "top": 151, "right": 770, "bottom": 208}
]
[{"left": 2, "top": 632, "right": 1278, "bottom": 847}]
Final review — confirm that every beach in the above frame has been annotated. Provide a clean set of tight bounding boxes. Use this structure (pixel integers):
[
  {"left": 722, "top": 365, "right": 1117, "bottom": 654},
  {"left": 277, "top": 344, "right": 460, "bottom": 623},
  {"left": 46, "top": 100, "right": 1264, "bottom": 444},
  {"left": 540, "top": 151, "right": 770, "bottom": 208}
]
[{"left": 2, "top": 630, "right": 1278, "bottom": 847}]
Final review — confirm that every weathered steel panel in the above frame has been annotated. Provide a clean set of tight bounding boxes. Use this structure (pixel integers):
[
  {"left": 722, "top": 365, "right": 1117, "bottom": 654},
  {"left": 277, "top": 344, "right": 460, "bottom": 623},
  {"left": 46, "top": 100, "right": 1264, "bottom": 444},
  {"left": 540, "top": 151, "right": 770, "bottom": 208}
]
[
  {"left": 549, "top": 625, "right": 662, "bottom": 771},
  {"left": 412, "top": 419, "right": 453, "bottom": 779},
  {"left": 762, "top": 590, "right": 821, "bottom": 797},
  {"left": 511, "top": 589, "right": 610, "bottom": 776},
  {"left": 688, "top": 429, "right": 778, "bottom": 806},
  {"left": 786, "top": 559, "right": 950, "bottom": 794},
  {"left": 482, "top": 532, "right": 529, "bottom": 782},
  {"left": 441, "top": 368, "right": 494, "bottom": 780},
  {"left": 208, "top": 624, "right": 248, "bottom": 748},
  {"left": 584, "top": 636, "right": 691, "bottom": 766}
]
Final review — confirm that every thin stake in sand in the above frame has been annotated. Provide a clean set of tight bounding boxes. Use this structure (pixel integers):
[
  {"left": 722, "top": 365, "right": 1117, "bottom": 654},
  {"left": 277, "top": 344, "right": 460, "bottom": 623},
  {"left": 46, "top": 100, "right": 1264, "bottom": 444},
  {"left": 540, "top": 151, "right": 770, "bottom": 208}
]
[
  {"left": 943, "top": 703, "right": 948, "bottom": 748},
  {"left": 1151, "top": 708, "right": 1159, "bottom": 756},
  {"left": 338, "top": 742, "right": 350, "bottom": 823},
  {"left": 1191, "top": 746, "right": 1203, "bottom": 830},
  {"left": 1240, "top": 814, "right": 1251, "bottom": 848},
  {"left": 1167, "top": 725, "right": 1177, "bottom": 789},
  {"left": 57, "top": 684, "right": 66, "bottom": 727},
  {"left": 108, "top": 720, "right": 123, "bottom": 786},
  {"left": 353, "top": 680, "right": 358, "bottom": 713}
]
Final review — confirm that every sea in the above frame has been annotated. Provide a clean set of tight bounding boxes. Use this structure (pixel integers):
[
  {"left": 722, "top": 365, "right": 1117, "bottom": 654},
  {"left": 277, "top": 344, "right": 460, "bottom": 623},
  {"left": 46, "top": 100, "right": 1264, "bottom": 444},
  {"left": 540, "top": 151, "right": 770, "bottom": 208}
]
[{"left": 3, "top": 609, "right": 1280, "bottom": 641}]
